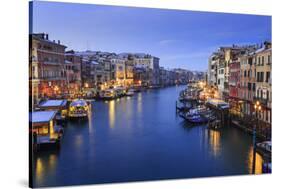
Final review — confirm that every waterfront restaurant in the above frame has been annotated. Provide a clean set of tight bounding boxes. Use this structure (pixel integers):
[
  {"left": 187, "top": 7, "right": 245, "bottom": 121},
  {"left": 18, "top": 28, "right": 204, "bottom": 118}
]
[{"left": 30, "top": 110, "right": 62, "bottom": 145}]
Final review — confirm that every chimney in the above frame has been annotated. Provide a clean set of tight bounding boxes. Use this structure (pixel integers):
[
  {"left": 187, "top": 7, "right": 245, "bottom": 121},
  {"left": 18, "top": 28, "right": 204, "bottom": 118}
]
[
  {"left": 58, "top": 40, "right": 60, "bottom": 44},
  {"left": 46, "top": 34, "right": 49, "bottom": 40}
]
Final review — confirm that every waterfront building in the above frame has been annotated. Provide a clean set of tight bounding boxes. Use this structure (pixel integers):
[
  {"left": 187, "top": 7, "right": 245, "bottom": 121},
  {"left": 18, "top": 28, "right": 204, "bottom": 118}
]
[
  {"left": 254, "top": 41, "right": 272, "bottom": 126},
  {"left": 81, "top": 57, "right": 97, "bottom": 89},
  {"left": 111, "top": 58, "right": 126, "bottom": 86},
  {"left": 207, "top": 53, "right": 219, "bottom": 86},
  {"left": 173, "top": 68, "right": 191, "bottom": 84},
  {"left": 239, "top": 52, "right": 256, "bottom": 117},
  {"left": 124, "top": 58, "right": 134, "bottom": 86},
  {"left": 217, "top": 59, "right": 225, "bottom": 98},
  {"left": 229, "top": 58, "right": 241, "bottom": 115},
  {"left": 29, "top": 33, "right": 67, "bottom": 107},
  {"left": 133, "top": 64, "right": 150, "bottom": 86},
  {"left": 133, "top": 55, "right": 160, "bottom": 86},
  {"left": 65, "top": 51, "right": 82, "bottom": 96}
]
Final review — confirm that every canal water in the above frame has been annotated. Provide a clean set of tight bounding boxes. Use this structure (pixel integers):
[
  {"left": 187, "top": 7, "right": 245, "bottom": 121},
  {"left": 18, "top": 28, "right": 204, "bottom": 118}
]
[{"left": 33, "top": 85, "right": 264, "bottom": 187}]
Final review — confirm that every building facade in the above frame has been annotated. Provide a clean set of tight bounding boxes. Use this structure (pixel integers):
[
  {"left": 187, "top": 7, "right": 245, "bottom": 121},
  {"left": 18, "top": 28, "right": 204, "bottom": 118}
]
[{"left": 30, "top": 33, "right": 67, "bottom": 106}]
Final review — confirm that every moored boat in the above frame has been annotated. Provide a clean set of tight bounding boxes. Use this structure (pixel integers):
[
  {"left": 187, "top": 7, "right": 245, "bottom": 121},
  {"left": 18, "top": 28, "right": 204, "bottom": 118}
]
[
  {"left": 126, "top": 89, "right": 135, "bottom": 96},
  {"left": 100, "top": 89, "right": 117, "bottom": 100},
  {"left": 256, "top": 141, "right": 272, "bottom": 154},
  {"left": 68, "top": 99, "right": 89, "bottom": 119},
  {"left": 180, "top": 110, "right": 207, "bottom": 124}
]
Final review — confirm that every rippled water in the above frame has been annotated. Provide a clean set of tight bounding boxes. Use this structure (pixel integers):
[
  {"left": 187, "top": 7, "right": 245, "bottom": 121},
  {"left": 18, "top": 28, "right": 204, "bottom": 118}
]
[{"left": 33, "top": 85, "right": 263, "bottom": 187}]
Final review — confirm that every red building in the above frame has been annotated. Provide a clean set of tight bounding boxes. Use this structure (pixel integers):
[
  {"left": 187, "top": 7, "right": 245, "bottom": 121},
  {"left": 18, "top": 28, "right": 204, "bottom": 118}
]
[{"left": 229, "top": 59, "right": 241, "bottom": 115}]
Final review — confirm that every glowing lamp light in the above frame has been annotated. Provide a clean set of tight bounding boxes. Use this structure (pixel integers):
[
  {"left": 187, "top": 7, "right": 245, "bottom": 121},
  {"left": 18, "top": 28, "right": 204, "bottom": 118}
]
[{"left": 54, "top": 85, "right": 59, "bottom": 91}]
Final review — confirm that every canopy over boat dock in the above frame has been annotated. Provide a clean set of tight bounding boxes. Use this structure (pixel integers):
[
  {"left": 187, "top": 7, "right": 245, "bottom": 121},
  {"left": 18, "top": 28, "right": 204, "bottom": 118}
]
[
  {"left": 38, "top": 100, "right": 67, "bottom": 110},
  {"left": 206, "top": 99, "right": 230, "bottom": 110},
  {"left": 30, "top": 110, "right": 57, "bottom": 124}
]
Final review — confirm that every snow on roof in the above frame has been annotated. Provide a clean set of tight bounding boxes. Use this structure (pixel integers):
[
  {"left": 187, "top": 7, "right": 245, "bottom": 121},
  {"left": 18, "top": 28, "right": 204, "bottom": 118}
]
[
  {"left": 91, "top": 60, "right": 99, "bottom": 65},
  {"left": 135, "top": 64, "right": 148, "bottom": 69},
  {"left": 65, "top": 60, "right": 72, "bottom": 64},
  {"left": 255, "top": 47, "right": 266, "bottom": 53},
  {"left": 30, "top": 110, "right": 57, "bottom": 123},
  {"left": 39, "top": 100, "right": 67, "bottom": 107}
]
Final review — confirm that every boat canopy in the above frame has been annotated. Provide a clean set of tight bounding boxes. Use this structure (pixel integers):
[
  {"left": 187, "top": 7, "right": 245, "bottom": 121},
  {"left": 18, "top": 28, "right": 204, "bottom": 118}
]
[
  {"left": 30, "top": 110, "right": 57, "bottom": 124},
  {"left": 70, "top": 100, "right": 88, "bottom": 107},
  {"left": 206, "top": 99, "right": 230, "bottom": 109},
  {"left": 39, "top": 100, "right": 67, "bottom": 108}
]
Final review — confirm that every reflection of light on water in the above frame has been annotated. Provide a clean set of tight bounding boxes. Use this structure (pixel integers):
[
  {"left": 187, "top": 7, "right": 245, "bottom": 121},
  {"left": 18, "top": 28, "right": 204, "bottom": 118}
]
[
  {"left": 48, "top": 154, "right": 56, "bottom": 168},
  {"left": 75, "top": 135, "right": 83, "bottom": 147},
  {"left": 109, "top": 100, "right": 115, "bottom": 128},
  {"left": 36, "top": 158, "right": 43, "bottom": 182},
  {"left": 137, "top": 93, "right": 142, "bottom": 114},
  {"left": 36, "top": 154, "right": 57, "bottom": 183},
  {"left": 208, "top": 129, "right": 221, "bottom": 157},
  {"left": 88, "top": 102, "right": 93, "bottom": 133},
  {"left": 248, "top": 146, "right": 263, "bottom": 174}
]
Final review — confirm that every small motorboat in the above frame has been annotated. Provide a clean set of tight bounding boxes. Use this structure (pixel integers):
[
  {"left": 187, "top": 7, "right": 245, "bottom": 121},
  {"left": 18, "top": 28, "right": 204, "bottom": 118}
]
[
  {"left": 180, "top": 109, "right": 207, "bottom": 124},
  {"left": 126, "top": 89, "right": 135, "bottom": 96},
  {"left": 256, "top": 141, "right": 272, "bottom": 153},
  {"left": 100, "top": 89, "right": 117, "bottom": 100},
  {"left": 186, "top": 114, "right": 207, "bottom": 123}
]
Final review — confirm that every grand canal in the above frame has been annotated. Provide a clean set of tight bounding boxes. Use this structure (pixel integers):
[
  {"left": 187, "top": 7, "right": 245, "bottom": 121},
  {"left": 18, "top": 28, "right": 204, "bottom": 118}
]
[{"left": 33, "top": 85, "right": 264, "bottom": 187}]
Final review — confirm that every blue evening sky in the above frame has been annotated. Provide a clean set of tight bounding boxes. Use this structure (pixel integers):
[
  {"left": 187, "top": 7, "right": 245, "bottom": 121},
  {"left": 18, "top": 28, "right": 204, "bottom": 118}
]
[{"left": 32, "top": 1, "right": 271, "bottom": 71}]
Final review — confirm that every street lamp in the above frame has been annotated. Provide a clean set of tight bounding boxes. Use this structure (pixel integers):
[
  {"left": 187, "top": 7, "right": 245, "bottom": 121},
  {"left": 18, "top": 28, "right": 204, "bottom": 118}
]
[{"left": 252, "top": 100, "right": 262, "bottom": 174}]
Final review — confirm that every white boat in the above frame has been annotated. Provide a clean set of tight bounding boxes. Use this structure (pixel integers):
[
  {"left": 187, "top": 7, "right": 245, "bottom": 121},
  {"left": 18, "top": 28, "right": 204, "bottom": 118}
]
[
  {"left": 114, "top": 87, "right": 126, "bottom": 97},
  {"left": 256, "top": 141, "right": 272, "bottom": 153},
  {"left": 68, "top": 99, "right": 89, "bottom": 118},
  {"left": 101, "top": 89, "right": 117, "bottom": 99},
  {"left": 126, "top": 89, "right": 135, "bottom": 96}
]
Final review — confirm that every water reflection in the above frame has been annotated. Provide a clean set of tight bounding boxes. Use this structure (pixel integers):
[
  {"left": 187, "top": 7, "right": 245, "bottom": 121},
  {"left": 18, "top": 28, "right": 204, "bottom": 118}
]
[
  {"left": 88, "top": 102, "right": 93, "bottom": 133},
  {"left": 33, "top": 86, "right": 266, "bottom": 187},
  {"left": 35, "top": 154, "right": 57, "bottom": 184},
  {"left": 207, "top": 129, "right": 221, "bottom": 158},
  {"left": 137, "top": 93, "right": 142, "bottom": 114},
  {"left": 248, "top": 146, "right": 263, "bottom": 174},
  {"left": 108, "top": 100, "right": 115, "bottom": 128}
]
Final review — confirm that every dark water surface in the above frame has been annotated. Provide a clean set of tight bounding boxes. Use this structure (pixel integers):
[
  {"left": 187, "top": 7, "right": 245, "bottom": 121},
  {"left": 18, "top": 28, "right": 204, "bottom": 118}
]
[{"left": 33, "top": 85, "right": 263, "bottom": 187}]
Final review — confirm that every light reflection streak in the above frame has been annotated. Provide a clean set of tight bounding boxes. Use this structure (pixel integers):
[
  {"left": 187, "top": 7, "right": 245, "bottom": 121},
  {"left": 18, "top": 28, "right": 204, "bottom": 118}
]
[
  {"left": 248, "top": 146, "right": 263, "bottom": 174},
  {"left": 88, "top": 102, "right": 93, "bottom": 133},
  {"left": 137, "top": 93, "right": 142, "bottom": 114},
  {"left": 109, "top": 100, "right": 115, "bottom": 128},
  {"left": 207, "top": 129, "right": 221, "bottom": 158}
]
